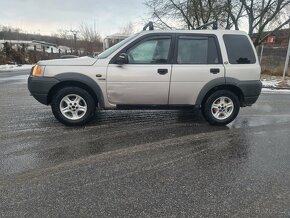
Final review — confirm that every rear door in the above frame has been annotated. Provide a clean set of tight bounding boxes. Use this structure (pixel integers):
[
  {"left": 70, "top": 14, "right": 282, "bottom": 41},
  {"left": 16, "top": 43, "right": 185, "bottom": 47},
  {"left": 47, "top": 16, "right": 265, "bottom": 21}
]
[{"left": 169, "top": 34, "right": 225, "bottom": 105}]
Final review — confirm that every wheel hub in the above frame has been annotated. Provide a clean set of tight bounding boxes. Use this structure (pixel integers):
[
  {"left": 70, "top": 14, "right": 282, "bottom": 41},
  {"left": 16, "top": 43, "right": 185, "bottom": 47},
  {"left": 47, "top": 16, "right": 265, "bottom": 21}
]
[
  {"left": 59, "top": 94, "right": 87, "bottom": 120},
  {"left": 211, "top": 96, "right": 234, "bottom": 120}
]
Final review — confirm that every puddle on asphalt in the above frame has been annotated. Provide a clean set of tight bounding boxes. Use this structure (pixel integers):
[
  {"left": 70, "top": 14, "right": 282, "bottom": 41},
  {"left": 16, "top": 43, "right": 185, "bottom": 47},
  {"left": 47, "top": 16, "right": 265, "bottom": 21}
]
[{"left": 229, "top": 114, "right": 290, "bottom": 129}]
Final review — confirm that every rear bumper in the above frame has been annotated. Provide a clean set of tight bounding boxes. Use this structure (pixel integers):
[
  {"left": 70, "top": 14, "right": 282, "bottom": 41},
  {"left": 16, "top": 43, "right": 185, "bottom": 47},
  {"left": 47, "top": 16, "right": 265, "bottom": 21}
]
[
  {"left": 237, "top": 80, "right": 262, "bottom": 106},
  {"left": 28, "top": 76, "right": 59, "bottom": 105}
]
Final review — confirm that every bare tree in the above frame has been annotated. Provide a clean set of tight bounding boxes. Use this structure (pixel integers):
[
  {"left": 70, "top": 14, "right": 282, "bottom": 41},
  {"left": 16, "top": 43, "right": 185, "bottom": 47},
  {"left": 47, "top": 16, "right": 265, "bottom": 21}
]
[
  {"left": 145, "top": 0, "right": 290, "bottom": 46},
  {"left": 240, "top": 0, "right": 290, "bottom": 45},
  {"left": 79, "top": 22, "right": 101, "bottom": 43},
  {"left": 55, "top": 29, "right": 72, "bottom": 40},
  {"left": 119, "top": 22, "right": 135, "bottom": 35},
  {"left": 145, "top": 0, "right": 229, "bottom": 30},
  {"left": 225, "top": 0, "right": 244, "bottom": 30},
  {"left": 78, "top": 22, "right": 102, "bottom": 54}
]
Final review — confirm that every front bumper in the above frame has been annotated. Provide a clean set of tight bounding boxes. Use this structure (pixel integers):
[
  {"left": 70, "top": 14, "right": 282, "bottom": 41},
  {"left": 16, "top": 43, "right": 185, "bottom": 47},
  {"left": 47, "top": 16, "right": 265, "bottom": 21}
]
[{"left": 28, "top": 76, "right": 59, "bottom": 105}]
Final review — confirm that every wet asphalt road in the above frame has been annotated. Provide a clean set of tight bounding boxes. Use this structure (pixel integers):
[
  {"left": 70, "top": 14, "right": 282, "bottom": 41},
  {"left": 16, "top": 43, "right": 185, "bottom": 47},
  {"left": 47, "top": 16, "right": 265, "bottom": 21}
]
[{"left": 1, "top": 70, "right": 290, "bottom": 217}]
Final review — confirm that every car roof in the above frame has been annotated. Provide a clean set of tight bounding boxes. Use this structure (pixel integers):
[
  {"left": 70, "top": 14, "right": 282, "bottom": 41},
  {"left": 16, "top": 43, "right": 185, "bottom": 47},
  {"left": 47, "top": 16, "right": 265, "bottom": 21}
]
[{"left": 138, "top": 29, "right": 248, "bottom": 36}]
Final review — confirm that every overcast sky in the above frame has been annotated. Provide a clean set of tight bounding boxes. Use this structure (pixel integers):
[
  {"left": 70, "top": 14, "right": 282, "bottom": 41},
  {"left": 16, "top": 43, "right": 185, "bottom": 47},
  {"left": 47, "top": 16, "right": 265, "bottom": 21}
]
[{"left": 0, "top": 0, "right": 149, "bottom": 37}]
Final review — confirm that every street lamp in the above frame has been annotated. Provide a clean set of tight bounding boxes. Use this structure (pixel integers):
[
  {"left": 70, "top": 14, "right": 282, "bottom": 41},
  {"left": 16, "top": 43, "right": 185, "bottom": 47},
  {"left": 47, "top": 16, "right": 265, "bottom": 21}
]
[
  {"left": 70, "top": 30, "right": 79, "bottom": 55},
  {"left": 282, "top": 18, "right": 290, "bottom": 81}
]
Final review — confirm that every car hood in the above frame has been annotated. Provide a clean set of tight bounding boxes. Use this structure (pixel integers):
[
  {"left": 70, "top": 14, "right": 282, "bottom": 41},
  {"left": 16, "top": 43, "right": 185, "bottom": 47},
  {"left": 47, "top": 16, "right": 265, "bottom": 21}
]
[{"left": 38, "top": 56, "right": 97, "bottom": 66}]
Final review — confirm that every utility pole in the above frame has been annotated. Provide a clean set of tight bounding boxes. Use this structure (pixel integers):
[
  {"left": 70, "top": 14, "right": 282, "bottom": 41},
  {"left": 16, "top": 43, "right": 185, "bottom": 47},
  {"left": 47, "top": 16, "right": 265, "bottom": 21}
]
[
  {"left": 282, "top": 35, "right": 290, "bottom": 80},
  {"left": 282, "top": 19, "right": 290, "bottom": 81},
  {"left": 70, "top": 30, "right": 79, "bottom": 55}
]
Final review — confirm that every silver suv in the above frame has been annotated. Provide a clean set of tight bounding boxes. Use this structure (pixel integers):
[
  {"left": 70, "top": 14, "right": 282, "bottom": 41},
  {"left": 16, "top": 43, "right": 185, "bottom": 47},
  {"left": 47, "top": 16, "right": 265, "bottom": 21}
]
[{"left": 28, "top": 24, "right": 262, "bottom": 126}]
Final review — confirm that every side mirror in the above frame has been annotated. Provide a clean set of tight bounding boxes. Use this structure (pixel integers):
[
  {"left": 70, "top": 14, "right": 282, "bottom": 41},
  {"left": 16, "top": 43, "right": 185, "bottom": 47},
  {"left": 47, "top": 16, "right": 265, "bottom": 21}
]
[{"left": 116, "top": 53, "right": 128, "bottom": 65}]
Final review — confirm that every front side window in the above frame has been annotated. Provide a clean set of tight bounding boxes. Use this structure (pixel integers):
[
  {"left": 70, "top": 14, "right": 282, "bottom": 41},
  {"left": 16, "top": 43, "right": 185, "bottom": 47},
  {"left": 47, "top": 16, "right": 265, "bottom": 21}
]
[
  {"left": 223, "top": 35, "right": 256, "bottom": 64},
  {"left": 127, "top": 38, "right": 171, "bottom": 64},
  {"left": 177, "top": 36, "right": 220, "bottom": 64}
]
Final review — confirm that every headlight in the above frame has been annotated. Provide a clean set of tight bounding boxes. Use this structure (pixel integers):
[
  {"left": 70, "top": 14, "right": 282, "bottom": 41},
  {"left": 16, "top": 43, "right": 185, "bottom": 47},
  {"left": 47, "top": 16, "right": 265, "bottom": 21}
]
[{"left": 31, "top": 65, "right": 45, "bottom": 77}]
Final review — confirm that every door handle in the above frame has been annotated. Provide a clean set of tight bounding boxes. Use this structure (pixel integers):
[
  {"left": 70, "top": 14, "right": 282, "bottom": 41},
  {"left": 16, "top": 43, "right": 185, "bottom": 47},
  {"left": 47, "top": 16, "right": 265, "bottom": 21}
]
[
  {"left": 158, "top": 69, "right": 168, "bottom": 75},
  {"left": 210, "top": 68, "right": 220, "bottom": 74}
]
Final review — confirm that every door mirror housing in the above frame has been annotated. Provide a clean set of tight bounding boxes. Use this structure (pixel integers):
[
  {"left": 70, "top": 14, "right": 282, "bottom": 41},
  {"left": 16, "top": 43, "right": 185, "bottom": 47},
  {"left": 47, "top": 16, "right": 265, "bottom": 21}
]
[{"left": 116, "top": 53, "right": 129, "bottom": 65}]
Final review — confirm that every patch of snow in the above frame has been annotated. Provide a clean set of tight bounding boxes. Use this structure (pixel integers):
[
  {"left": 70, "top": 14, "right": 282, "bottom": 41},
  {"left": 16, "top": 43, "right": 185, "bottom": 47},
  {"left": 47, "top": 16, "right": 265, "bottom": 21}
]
[
  {"left": 0, "top": 64, "right": 34, "bottom": 72},
  {"left": 261, "top": 79, "right": 279, "bottom": 88},
  {"left": 0, "top": 75, "right": 29, "bottom": 81},
  {"left": 262, "top": 88, "right": 290, "bottom": 94}
]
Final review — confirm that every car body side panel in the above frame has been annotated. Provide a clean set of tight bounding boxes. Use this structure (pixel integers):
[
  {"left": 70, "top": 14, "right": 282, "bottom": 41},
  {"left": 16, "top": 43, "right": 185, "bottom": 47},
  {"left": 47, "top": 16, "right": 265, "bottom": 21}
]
[
  {"left": 169, "top": 65, "right": 225, "bottom": 105},
  {"left": 106, "top": 64, "right": 172, "bottom": 105},
  {"left": 224, "top": 64, "right": 261, "bottom": 81}
]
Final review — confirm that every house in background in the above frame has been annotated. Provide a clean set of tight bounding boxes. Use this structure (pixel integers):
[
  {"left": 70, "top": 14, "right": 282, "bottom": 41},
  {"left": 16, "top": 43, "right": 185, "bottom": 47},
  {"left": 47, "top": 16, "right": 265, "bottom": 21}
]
[
  {"left": 0, "top": 39, "right": 72, "bottom": 54},
  {"left": 252, "top": 28, "right": 290, "bottom": 72},
  {"left": 103, "top": 34, "right": 129, "bottom": 51},
  {"left": 252, "top": 29, "right": 290, "bottom": 47}
]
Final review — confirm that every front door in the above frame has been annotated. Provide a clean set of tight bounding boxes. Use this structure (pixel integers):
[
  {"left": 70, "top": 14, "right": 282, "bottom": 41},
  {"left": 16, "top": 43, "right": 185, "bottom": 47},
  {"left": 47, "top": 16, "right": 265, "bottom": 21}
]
[{"left": 107, "top": 35, "right": 173, "bottom": 105}]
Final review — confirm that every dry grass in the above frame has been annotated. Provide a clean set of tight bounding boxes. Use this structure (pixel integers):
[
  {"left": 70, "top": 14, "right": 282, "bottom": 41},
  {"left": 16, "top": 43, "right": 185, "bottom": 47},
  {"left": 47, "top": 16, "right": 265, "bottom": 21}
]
[
  {"left": 276, "top": 80, "right": 290, "bottom": 88},
  {"left": 261, "top": 66, "right": 289, "bottom": 76},
  {"left": 260, "top": 74, "right": 290, "bottom": 81}
]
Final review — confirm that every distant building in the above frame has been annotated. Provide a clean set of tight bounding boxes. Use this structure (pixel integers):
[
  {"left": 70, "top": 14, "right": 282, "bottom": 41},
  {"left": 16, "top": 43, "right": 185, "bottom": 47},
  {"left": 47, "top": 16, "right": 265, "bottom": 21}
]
[
  {"left": 0, "top": 39, "right": 72, "bottom": 54},
  {"left": 103, "top": 34, "right": 129, "bottom": 51},
  {"left": 252, "top": 29, "right": 290, "bottom": 47}
]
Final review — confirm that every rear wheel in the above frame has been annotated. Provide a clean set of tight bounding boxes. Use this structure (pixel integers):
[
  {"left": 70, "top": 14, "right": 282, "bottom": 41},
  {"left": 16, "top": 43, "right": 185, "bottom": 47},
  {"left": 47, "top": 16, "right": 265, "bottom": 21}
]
[
  {"left": 51, "top": 87, "right": 96, "bottom": 126},
  {"left": 202, "top": 90, "right": 240, "bottom": 126}
]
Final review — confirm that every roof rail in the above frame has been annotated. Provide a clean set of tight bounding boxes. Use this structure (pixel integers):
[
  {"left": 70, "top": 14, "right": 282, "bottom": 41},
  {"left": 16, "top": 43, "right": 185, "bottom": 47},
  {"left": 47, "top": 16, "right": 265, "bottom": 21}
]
[
  {"left": 143, "top": 22, "right": 154, "bottom": 31},
  {"left": 196, "top": 21, "right": 218, "bottom": 30}
]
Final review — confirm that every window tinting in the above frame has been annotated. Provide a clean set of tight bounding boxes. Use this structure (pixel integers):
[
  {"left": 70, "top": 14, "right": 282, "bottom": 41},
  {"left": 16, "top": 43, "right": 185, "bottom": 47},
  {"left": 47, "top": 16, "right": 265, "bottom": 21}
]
[
  {"left": 127, "top": 38, "right": 171, "bottom": 64},
  {"left": 223, "top": 35, "right": 256, "bottom": 64},
  {"left": 177, "top": 36, "right": 220, "bottom": 64}
]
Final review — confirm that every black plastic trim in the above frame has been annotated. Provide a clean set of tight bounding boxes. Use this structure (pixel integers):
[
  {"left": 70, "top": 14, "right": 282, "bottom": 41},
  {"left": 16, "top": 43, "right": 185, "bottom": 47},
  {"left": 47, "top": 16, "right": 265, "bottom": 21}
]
[
  {"left": 28, "top": 76, "right": 60, "bottom": 105},
  {"left": 54, "top": 73, "right": 105, "bottom": 107},
  {"left": 195, "top": 77, "right": 226, "bottom": 107},
  {"left": 28, "top": 73, "right": 105, "bottom": 107},
  {"left": 195, "top": 77, "right": 262, "bottom": 108},
  {"left": 117, "top": 105, "right": 195, "bottom": 110}
]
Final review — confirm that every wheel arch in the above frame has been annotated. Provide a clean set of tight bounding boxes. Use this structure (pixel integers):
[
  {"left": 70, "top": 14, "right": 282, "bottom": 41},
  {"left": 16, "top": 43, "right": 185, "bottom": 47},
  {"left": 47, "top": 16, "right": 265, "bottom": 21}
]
[
  {"left": 47, "top": 73, "right": 104, "bottom": 107},
  {"left": 195, "top": 78, "right": 245, "bottom": 108}
]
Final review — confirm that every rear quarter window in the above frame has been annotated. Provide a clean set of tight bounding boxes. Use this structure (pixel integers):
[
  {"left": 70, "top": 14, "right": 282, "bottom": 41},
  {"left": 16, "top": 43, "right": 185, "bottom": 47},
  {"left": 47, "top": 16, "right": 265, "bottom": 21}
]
[{"left": 223, "top": 34, "right": 256, "bottom": 64}]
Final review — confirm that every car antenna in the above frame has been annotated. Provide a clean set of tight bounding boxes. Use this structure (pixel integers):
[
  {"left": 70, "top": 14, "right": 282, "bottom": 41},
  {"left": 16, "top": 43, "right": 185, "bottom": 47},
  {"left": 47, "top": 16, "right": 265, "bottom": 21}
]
[
  {"left": 196, "top": 21, "right": 218, "bottom": 30},
  {"left": 143, "top": 22, "right": 154, "bottom": 31}
]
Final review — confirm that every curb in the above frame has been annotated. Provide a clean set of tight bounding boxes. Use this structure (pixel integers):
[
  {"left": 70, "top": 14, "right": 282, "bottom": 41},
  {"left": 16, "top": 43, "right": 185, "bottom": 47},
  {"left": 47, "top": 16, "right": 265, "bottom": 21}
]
[{"left": 262, "top": 86, "right": 290, "bottom": 90}]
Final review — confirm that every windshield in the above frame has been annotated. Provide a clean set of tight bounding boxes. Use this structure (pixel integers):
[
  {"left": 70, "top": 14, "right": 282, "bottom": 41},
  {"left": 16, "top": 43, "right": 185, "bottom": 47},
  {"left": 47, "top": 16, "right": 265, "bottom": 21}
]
[{"left": 97, "top": 34, "right": 138, "bottom": 59}]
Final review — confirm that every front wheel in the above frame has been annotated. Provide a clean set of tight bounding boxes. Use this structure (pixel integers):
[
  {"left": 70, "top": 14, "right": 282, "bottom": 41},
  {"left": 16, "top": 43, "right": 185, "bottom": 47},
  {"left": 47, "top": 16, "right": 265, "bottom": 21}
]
[
  {"left": 51, "top": 87, "right": 96, "bottom": 126},
  {"left": 202, "top": 90, "right": 240, "bottom": 126}
]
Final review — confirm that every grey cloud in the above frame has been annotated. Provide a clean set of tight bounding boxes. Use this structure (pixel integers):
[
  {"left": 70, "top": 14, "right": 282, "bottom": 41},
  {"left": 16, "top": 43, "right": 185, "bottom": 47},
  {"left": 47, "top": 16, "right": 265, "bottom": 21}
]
[{"left": 0, "top": 0, "right": 148, "bottom": 35}]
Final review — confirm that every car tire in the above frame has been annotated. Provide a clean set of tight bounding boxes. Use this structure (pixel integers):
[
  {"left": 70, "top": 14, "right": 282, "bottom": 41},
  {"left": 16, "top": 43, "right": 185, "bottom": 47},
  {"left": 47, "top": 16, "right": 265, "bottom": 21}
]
[
  {"left": 202, "top": 90, "right": 240, "bottom": 126},
  {"left": 51, "top": 87, "right": 96, "bottom": 126}
]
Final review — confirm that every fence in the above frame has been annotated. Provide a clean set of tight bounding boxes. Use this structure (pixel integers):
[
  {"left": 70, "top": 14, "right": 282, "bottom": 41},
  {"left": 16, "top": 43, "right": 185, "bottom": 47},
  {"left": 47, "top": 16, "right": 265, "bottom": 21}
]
[{"left": 257, "top": 42, "right": 290, "bottom": 77}]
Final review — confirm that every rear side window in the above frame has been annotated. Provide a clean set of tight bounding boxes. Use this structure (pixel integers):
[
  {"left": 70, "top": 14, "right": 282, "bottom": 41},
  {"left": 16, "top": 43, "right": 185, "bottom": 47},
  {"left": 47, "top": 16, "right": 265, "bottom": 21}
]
[
  {"left": 177, "top": 36, "right": 220, "bottom": 64},
  {"left": 223, "top": 35, "right": 256, "bottom": 64}
]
